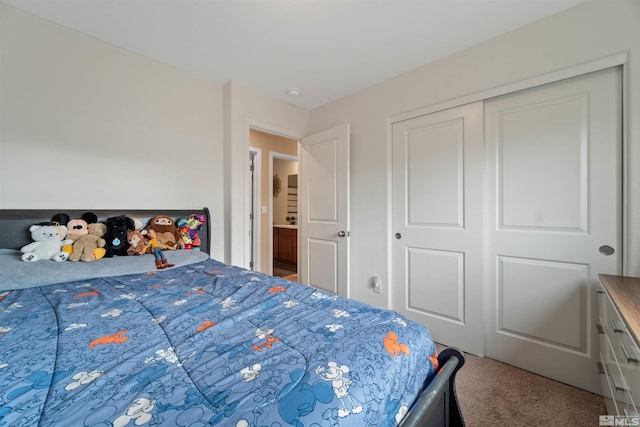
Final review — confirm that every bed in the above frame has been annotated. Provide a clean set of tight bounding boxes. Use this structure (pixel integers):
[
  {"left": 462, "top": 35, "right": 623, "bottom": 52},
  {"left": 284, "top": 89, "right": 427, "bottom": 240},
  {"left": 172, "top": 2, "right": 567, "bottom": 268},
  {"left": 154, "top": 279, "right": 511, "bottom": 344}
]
[{"left": 0, "top": 208, "right": 465, "bottom": 427}]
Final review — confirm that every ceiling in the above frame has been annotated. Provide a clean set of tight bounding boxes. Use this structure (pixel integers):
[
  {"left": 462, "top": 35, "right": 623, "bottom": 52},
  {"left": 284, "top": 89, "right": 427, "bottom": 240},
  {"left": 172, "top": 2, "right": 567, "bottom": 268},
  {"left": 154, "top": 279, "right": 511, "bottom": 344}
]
[{"left": 2, "top": 0, "right": 589, "bottom": 109}]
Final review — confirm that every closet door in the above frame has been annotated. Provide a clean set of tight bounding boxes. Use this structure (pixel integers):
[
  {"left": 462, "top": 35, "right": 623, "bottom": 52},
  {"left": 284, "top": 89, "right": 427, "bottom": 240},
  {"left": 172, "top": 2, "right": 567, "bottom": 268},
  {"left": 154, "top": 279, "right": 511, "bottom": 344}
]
[
  {"left": 392, "top": 102, "right": 484, "bottom": 356},
  {"left": 485, "top": 67, "right": 621, "bottom": 393}
]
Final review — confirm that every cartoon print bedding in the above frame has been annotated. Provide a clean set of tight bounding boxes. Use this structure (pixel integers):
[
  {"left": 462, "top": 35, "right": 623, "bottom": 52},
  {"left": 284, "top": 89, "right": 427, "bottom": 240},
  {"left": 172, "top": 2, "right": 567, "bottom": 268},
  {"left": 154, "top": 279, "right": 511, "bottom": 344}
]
[{"left": 0, "top": 257, "right": 438, "bottom": 426}]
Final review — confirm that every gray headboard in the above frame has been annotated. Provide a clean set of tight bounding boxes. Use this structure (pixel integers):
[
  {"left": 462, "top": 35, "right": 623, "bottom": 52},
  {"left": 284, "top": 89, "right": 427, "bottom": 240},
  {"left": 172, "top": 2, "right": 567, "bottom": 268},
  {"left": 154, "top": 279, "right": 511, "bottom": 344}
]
[{"left": 0, "top": 208, "right": 211, "bottom": 255}]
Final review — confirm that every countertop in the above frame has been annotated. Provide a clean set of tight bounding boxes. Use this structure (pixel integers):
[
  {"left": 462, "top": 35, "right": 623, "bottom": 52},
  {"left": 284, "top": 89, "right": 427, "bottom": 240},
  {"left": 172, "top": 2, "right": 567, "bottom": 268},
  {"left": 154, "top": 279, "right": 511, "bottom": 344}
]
[
  {"left": 600, "top": 274, "right": 640, "bottom": 347},
  {"left": 273, "top": 224, "right": 298, "bottom": 229}
]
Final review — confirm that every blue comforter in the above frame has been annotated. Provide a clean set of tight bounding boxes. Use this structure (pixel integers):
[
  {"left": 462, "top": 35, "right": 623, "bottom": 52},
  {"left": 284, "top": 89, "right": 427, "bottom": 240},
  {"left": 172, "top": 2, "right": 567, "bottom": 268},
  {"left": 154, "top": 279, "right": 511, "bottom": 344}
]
[{"left": 0, "top": 258, "right": 437, "bottom": 426}]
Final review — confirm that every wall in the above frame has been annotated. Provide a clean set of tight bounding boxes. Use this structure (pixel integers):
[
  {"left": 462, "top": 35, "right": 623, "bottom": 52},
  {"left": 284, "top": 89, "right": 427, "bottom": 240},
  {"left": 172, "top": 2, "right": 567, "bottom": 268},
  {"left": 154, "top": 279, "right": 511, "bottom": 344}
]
[
  {"left": 249, "top": 129, "right": 298, "bottom": 273},
  {"left": 0, "top": 5, "right": 226, "bottom": 260},
  {"left": 224, "top": 82, "right": 309, "bottom": 267},
  {"left": 308, "top": 0, "right": 640, "bottom": 307},
  {"left": 3, "top": 1, "right": 637, "bottom": 310}
]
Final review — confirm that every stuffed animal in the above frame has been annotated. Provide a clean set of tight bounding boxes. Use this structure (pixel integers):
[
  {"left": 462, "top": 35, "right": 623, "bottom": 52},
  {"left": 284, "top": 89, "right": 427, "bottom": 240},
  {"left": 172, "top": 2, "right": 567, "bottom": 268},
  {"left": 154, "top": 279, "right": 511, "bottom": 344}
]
[
  {"left": 69, "top": 223, "right": 107, "bottom": 262},
  {"left": 53, "top": 212, "right": 98, "bottom": 242},
  {"left": 21, "top": 222, "right": 73, "bottom": 262},
  {"left": 146, "top": 215, "right": 182, "bottom": 250},
  {"left": 177, "top": 214, "right": 206, "bottom": 250},
  {"left": 129, "top": 217, "right": 144, "bottom": 232},
  {"left": 53, "top": 212, "right": 100, "bottom": 256},
  {"left": 144, "top": 229, "right": 175, "bottom": 269},
  {"left": 103, "top": 215, "right": 135, "bottom": 257},
  {"left": 127, "top": 230, "right": 148, "bottom": 256}
]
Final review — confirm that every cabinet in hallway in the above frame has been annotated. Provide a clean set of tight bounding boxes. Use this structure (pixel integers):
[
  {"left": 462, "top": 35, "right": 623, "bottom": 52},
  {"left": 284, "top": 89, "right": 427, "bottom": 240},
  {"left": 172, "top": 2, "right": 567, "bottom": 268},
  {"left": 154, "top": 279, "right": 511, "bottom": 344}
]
[{"left": 274, "top": 226, "right": 297, "bottom": 271}]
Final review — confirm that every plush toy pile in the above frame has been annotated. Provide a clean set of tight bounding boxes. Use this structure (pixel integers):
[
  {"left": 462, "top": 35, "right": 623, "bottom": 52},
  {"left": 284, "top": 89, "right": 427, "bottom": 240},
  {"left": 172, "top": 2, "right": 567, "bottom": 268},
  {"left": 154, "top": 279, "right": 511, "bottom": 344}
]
[
  {"left": 20, "top": 212, "right": 206, "bottom": 270},
  {"left": 177, "top": 214, "right": 206, "bottom": 250}
]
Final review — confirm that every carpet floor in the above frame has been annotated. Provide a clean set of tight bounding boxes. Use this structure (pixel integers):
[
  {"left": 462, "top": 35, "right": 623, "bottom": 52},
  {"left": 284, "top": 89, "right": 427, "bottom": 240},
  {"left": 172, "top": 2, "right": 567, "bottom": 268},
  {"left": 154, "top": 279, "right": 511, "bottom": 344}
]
[{"left": 441, "top": 345, "right": 606, "bottom": 426}]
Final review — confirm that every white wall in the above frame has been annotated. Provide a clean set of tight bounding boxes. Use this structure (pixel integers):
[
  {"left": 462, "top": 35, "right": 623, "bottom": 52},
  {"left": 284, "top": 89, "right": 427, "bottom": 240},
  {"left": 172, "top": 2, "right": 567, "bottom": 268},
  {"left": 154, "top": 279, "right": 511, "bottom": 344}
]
[
  {"left": 308, "top": 0, "right": 640, "bottom": 307},
  {"left": 2, "top": 1, "right": 638, "bottom": 309},
  {"left": 224, "top": 81, "right": 309, "bottom": 267},
  {"left": 0, "top": 5, "right": 226, "bottom": 260}
]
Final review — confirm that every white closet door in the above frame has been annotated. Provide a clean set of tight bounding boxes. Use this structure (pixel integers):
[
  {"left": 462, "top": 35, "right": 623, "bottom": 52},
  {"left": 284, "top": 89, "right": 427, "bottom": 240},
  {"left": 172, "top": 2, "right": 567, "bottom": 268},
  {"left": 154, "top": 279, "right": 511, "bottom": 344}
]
[
  {"left": 392, "top": 102, "right": 484, "bottom": 356},
  {"left": 485, "top": 67, "right": 621, "bottom": 393}
]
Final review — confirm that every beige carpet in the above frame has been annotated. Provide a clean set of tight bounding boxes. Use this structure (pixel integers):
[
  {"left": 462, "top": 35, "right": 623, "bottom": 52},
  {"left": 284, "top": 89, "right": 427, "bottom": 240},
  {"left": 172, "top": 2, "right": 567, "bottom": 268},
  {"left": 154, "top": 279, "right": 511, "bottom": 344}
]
[{"left": 443, "top": 345, "right": 606, "bottom": 426}]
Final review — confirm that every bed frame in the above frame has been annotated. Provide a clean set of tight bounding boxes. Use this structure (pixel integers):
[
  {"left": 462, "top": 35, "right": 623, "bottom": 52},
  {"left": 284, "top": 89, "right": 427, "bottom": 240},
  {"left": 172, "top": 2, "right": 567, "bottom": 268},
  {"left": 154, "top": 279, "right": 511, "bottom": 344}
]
[
  {"left": 0, "top": 207, "right": 465, "bottom": 427},
  {"left": 0, "top": 208, "right": 212, "bottom": 255}
]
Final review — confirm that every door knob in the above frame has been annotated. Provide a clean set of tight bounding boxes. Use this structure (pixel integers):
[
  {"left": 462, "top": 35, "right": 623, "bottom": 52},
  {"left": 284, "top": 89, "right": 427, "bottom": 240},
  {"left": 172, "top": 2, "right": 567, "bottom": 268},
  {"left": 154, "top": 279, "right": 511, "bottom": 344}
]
[
  {"left": 338, "top": 231, "right": 347, "bottom": 238},
  {"left": 395, "top": 233, "right": 402, "bottom": 239},
  {"left": 599, "top": 245, "right": 615, "bottom": 256}
]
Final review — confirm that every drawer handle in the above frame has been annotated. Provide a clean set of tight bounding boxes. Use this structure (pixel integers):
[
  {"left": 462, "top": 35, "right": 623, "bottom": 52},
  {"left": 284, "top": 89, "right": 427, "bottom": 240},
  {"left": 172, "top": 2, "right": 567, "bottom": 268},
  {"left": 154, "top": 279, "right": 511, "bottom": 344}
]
[
  {"left": 597, "top": 324, "right": 606, "bottom": 335},
  {"left": 621, "top": 344, "right": 640, "bottom": 364},
  {"left": 611, "top": 318, "right": 627, "bottom": 334},
  {"left": 597, "top": 362, "right": 606, "bottom": 375},
  {"left": 612, "top": 372, "right": 630, "bottom": 392}
]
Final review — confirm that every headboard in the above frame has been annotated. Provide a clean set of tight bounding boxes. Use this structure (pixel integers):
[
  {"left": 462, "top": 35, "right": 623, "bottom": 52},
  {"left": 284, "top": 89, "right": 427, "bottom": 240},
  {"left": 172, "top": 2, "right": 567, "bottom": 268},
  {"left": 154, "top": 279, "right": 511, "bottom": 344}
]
[{"left": 0, "top": 208, "right": 211, "bottom": 255}]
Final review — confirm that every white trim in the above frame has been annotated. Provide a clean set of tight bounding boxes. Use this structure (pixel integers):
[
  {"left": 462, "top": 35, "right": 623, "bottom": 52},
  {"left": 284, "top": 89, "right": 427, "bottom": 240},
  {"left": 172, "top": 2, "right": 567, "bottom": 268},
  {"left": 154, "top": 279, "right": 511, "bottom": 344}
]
[
  {"left": 249, "top": 147, "right": 262, "bottom": 272},
  {"left": 390, "top": 52, "right": 628, "bottom": 125},
  {"left": 622, "top": 60, "right": 629, "bottom": 276},
  {"left": 247, "top": 119, "right": 305, "bottom": 141},
  {"left": 385, "top": 117, "right": 394, "bottom": 310}
]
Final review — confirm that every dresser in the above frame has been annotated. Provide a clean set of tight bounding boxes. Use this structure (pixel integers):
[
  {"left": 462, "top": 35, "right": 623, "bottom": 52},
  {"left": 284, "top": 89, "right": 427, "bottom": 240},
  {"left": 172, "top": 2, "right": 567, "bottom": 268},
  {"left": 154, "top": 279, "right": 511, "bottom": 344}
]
[{"left": 598, "top": 274, "right": 640, "bottom": 418}]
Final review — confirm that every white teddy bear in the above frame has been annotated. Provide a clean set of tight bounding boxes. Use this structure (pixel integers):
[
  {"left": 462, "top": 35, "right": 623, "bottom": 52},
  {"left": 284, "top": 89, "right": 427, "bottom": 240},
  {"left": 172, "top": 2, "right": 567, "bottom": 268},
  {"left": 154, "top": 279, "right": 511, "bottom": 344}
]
[{"left": 21, "top": 222, "right": 73, "bottom": 262}]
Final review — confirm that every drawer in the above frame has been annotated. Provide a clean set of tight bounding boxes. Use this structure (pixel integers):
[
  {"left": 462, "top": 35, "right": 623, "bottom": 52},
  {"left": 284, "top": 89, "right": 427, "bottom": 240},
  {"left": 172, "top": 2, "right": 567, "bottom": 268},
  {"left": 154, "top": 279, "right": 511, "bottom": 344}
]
[
  {"left": 598, "top": 275, "right": 640, "bottom": 418},
  {"left": 599, "top": 352, "right": 619, "bottom": 416},
  {"left": 275, "top": 227, "right": 296, "bottom": 237},
  {"left": 601, "top": 289, "right": 640, "bottom": 412},
  {"left": 610, "top": 368, "right": 636, "bottom": 414},
  {"left": 621, "top": 352, "right": 640, "bottom": 414},
  {"left": 597, "top": 302, "right": 640, "bottom": 415},
  {"left": 622, "top": 406, "right": 640, "bottom": 420},
  {"left": 607, "top": 356, "right": 635, "bottom": 415}
]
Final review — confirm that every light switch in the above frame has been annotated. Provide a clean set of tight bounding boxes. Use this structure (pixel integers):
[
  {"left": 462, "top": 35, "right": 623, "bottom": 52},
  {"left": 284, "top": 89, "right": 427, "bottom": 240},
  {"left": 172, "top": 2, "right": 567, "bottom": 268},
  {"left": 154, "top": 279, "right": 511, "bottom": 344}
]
[
  {"left": 261, "top": 205, "right": 267, "bottom": 214},
  {"left": 372, "top": 276, "right": 381, "bottom": 294}
]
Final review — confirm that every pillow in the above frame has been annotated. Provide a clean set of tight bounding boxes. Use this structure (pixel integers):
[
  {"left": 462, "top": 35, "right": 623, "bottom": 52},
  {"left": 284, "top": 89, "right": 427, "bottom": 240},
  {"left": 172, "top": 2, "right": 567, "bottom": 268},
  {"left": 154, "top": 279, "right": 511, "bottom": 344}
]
[{"left": 0, "top": 249, "right": 210, "bottom": 290}]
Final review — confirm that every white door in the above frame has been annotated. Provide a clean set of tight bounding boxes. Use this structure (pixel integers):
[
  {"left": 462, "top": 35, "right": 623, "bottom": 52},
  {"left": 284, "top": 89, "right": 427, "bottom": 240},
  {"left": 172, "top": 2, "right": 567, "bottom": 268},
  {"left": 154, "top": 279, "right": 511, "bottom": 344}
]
[
  {"left": 392, "top": 102, "right": 484, "bottom": 356},
  {"left": 485, "top": 67, "right": 621, "bottom": 393},
  {"left": 299, "top": 124, "right": 350, "bottom": 296}
]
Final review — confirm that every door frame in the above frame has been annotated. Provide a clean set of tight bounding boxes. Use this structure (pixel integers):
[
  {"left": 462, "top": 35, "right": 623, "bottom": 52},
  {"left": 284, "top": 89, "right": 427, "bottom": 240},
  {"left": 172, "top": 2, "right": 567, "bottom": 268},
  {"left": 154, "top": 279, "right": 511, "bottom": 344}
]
[
  {"left": 249, "top": 147, "right": 262, "bottom": 271},
  {"left": 269, "top": 151, "right": 299, "bottom": 275},
  {"left": 245, "top": 119, "right": 303, "bottom": 272}
]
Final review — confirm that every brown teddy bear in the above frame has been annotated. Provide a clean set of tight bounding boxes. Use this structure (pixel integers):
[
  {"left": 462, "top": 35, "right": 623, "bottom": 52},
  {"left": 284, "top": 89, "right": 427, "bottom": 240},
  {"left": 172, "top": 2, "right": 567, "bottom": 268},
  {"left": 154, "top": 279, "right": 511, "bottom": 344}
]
[
  {"left": 69, "top": 222, "right": 107, "bottom": 262},
  {"left": 146, "top": 215, "right": 183, "bottom": 250}
]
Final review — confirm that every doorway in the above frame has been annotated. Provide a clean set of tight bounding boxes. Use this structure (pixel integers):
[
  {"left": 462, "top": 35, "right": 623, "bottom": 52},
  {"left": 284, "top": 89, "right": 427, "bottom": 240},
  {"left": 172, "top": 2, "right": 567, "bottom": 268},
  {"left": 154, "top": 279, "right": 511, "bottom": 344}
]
[
  {"left": 272, "top": 155, "right": 298, "bottom": 280},
  {"left": 249, "top": 129, "right": 298, "bottom": 277}
]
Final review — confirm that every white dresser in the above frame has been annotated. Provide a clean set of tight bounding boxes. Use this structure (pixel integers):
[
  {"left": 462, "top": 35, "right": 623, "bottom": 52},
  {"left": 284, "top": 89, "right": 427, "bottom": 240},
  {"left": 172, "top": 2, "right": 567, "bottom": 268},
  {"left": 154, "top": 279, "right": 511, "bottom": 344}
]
[{"left": 598, "top": 274, "right": 640, "bottom": 418}]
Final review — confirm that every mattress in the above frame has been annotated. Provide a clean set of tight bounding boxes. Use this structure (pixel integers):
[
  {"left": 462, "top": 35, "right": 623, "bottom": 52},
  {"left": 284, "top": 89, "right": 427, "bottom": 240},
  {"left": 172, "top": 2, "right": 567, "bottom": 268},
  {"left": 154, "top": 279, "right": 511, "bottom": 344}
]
[{"left": 0, "top": 253, "right": 438, "bottom": 426}]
